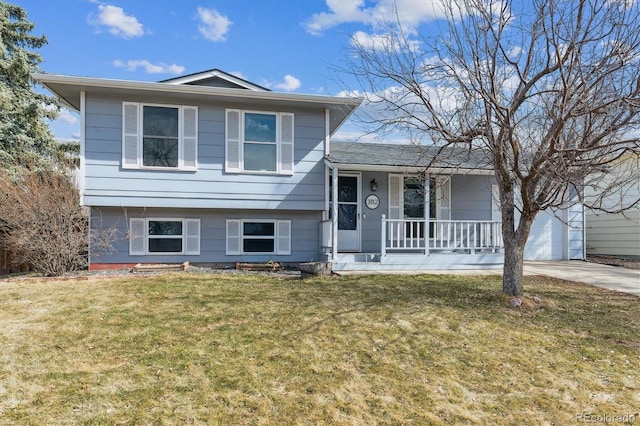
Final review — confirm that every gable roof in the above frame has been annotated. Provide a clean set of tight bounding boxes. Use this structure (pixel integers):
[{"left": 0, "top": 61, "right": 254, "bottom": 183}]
[
  {"left": 159, "top": 68, "right": 270, "bottom": 91},
  {"left": 326, "top": 142, "right": 493, "bottom": 174},
  {"left": 32, "top": 73, "right": 362, "bottom": 136}
]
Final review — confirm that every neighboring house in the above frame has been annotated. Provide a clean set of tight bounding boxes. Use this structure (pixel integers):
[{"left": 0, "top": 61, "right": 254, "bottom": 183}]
[
  {"left": 585, "top": 154, "right": 640, "bottom": 257},
  {"left": 34, "top": 69, "right": 585, "bottom": 272}
]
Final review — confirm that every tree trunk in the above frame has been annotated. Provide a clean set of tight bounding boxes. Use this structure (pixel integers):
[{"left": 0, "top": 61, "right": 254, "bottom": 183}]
[
  {"left": 499, "top": 186, "right": 534, "bottom": 297},
  {"left": 502, "top": 231, "right": 525, "bottom": 296}
]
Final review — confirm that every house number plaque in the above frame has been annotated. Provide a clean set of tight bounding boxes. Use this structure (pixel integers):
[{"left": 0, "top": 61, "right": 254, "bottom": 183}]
[{"left": 365, "top": 194, "right": 380, "bottom": 210}]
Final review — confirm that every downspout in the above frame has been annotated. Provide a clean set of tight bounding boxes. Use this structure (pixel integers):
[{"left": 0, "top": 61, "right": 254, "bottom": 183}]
[
  {"left": 80, "top": 91, "right": 89, "bottom": 265},
  {"left": 323, "top": 108, "right": 331, "bottom": 221},
  {"left": 581, "top": 186, "right": 586, "bottom": 260},
  {"left": 79, "top": 91, "right": 86, "bottom": 206}
]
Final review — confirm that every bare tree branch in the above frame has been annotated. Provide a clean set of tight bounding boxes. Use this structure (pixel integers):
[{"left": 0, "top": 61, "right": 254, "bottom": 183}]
[{"left": 335, "top": 0, "right": 640, "bottom": 296}]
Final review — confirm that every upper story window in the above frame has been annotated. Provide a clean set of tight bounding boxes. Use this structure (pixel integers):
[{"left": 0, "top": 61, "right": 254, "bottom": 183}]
[
  {"left": 143, "top": 106, "right": 179, "bottom": 168},
  {"left": 122, "top": 102, "right": 198, "bottom": 171},
  {"left": 225, "top": 109, "right": 294, "bottom": 175}
]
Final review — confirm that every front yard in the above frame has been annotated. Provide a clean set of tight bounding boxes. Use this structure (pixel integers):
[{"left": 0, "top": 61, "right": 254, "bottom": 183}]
[{"left": 0, "top": 272, "right": 638, "bottom": 424}]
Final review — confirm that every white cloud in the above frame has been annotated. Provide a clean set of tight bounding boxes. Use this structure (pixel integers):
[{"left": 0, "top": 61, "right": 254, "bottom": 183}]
[
  {"left": 350, "top": 31, "right": 420, "bottom": 52},
  {"left": 113, "top": 59, "right": 185, "bottom": 75},
  {"left": 57, "top": 108, "right": 79, "bottom": 125},
  {"left": 305, "top": 0, "right": 448, "bottom": 35},
  {"left": 304, "top": 0, "right": 370, "bottom": 35},
  {"left": 274, "top": 75, "right": 302, "bottom": 92},
  {"left": 262, "top": 75, "right": 302, "bottom": 92},
  {"left": 197, "top": 7, "right": 232, "bottom": 42},
  {"left": 90, "top": 4, "right": 144, "bottom": 38}
]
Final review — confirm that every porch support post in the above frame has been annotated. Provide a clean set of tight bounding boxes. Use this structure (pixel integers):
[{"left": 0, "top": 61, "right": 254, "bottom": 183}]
[
  {"left": 331, "top": 166, "right": 339, "bottom": 261},
  {"left": 424, "top": 173, "right": 430, "bottom": 256},
  {"left": 381, "top": 214, "right": 386, "bottom": 257}
]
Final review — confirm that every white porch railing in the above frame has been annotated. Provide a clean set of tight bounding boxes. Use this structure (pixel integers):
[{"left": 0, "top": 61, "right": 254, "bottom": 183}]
[{"left": 381, "top": 215, "right": 503, "bottom": 256}]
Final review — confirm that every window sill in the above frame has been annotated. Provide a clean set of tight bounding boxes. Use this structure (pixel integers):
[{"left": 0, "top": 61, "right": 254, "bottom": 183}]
[
  {"left": 226, "top": 170, "right": 294, "bottom": 176},
  {"left": 123, "top": 165, "right": 197, "bottom": 172},
  {"left": 145, "top": 252, "right": 185, "bottom": 256}
]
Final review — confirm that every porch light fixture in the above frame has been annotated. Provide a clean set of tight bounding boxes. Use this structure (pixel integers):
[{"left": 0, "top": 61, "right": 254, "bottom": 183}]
[{"left": 370, "top": 178, "right": 378, "bottom": 192}]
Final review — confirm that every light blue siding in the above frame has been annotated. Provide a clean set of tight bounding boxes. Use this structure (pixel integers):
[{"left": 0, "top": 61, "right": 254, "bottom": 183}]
[
  {"left": 450, "top": 175, "right": 495, "bottom": 220},
  {"left": 91, "top": 207, "right": 323, "bottom": 264},
  {"left": 83, "top": 94, "right": 327, "bottom": 210}
]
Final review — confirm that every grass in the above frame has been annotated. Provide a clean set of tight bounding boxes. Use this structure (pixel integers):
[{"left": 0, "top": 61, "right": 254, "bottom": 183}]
[{"left": 0, "top": 272, "right": 638, "bottom": 425}]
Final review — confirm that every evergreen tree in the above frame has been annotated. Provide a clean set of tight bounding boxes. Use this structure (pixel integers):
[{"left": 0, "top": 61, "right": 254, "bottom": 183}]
[{"left": 0, "top": 1, "right": 58, "bottom": 167}]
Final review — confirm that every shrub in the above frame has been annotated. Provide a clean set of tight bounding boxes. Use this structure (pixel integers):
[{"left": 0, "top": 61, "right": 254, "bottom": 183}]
[{"left": 0, "top": 168, "right": 87, "bottom": 276}]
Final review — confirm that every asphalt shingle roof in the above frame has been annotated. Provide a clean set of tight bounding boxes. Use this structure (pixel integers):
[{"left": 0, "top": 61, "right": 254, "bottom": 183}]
[{"left": 327, "top": 142, "right": 493, "bottom": 170}]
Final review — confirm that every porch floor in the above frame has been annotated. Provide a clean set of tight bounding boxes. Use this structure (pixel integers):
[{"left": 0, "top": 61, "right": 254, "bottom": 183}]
[{"left": 332, "top": 252, "right": 505, "bottom": 272}]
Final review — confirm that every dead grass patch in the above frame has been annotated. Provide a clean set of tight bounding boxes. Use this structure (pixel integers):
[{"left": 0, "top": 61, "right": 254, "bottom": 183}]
[{"left": 0, "top": 272, "right": 638, "bottom": 424}]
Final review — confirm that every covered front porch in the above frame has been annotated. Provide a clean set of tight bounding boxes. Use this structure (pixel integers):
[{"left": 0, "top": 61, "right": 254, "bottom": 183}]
[
  {"left": 321, "top": 217, "right": 504, "bottom": 271},
  {"left": 322, "top": 142, "right": 504, "bottom": 272}
]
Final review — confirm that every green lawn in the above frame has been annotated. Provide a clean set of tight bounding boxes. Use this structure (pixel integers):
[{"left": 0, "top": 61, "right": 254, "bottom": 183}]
[{"left": 0, "top": 272, "right": 638, "bottom": 424}]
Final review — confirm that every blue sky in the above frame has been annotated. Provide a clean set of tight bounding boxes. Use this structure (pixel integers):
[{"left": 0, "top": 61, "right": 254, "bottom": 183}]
[{"left": 17, "top": 0, "right": 448, "bottom": 141}]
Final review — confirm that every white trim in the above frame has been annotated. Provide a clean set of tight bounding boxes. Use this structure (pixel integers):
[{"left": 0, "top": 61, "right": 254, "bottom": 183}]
[
  {"left": 225, "top": 109, "right": 295, "bottom": 175},
  {"left": 33, "top": 73, "right": 362, "bottom": 108},
  {"left": 331, "top": 167, "right": 339, "bottom": 260},
  {"left": 324, "top": 108, "right": 331, "bottom": 156},
  {"left": 122, "top": 102, "right": 139, "bottom": 169},
  {"left": 162, "top": 69, "right": 268, "bottom": 91},
  {"left": 181, "top": 106, "right": 198, "bottom": 171},
  {"left": 436, "top": 175, "right": 451, "bottom": 221},
  {"left": 129, "top": 218, "right": 146, "bottom": 255},
  {"left": 324, "top": 159, "right": 494, "bottom": 175},
  {"left": 226, "top": 219, "right": 292, "bottom": 255},
  {"left": 185, "top": 218, "right": 201, "bottom": 255},
  {"left": 121, "top": 102, "right": 198, "bottom": 171},
  {"left": 389, "top": 174, "right": 451, "bottom": 222},
  {"left": 491, "top": 184, "right": 501, "bottom": 222},
  {"left": 335, "top": 172, "right": 362, "bottom": 252},
  {"left": 276, "top": 220, "right": 291, "bottom": 255},
  {"left": 226, "top": 219, "right": 242, "bottom": 255},
  {"left": 129, "top": 218, "right": 201, "bottom": 256},
  {"left": 225, "top": 109, "right": 242, "bottom": 173},
  {"left": 388, "top": 174, "right": 403, "bottom": 220}
]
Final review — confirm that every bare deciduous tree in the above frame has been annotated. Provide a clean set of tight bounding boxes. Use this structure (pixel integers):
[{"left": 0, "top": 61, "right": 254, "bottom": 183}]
[
  {"left": 339, "top": 0, "right": 640, "bottom": 296},
  {"left": 0, "top": 168, "right": 121, "bottom": 276}
]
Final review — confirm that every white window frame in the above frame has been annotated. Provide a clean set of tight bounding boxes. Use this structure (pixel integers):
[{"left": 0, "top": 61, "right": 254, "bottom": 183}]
[
  {"left": 226, "top": 219, "right": 291, "bottom": 255},
  {"left": 225, "top": 109, "right": 294, "bottom": 175},
  {"left": 122, "top": 102, "right": 198, "bottom": 171},
  {"left": 129, "top": 218, "right": 200, "bottom": 256},
  {"left": 388, "top": 174, "right": 450, "bottom": 221}
]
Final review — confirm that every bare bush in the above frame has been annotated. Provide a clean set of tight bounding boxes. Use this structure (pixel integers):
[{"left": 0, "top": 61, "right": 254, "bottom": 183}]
[{"left": 0, "top": 168, "right": 87, "bottom": 276}]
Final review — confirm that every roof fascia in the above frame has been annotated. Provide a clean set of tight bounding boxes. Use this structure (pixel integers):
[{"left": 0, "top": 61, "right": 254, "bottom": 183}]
[
  {"left": 33, "top": 73, "right": 361, "bottom": 106},
  {"left": 161, "top": 69, "right": 269, "bottom": 91},
  {"left": 324, "top": 159, "right": 494, "bottom": 175},
  {"left": 32, "top": 73, "right": 362, "bottom": 133}
]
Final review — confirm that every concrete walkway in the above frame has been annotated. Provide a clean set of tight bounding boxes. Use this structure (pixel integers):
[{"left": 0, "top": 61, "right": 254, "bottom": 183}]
[{"left": 523, "top": 260, "right": 640, "bottom": 297}]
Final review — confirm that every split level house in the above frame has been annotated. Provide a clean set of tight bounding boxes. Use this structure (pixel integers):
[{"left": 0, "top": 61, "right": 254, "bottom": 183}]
[{"left": 34, "top": 69, "right": 585, "bottom": 272}]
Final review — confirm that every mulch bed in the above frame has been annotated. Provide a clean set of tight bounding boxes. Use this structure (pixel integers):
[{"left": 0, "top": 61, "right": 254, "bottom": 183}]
[{"left": 587, "top": 255, "right": 640, "bottom": 270}]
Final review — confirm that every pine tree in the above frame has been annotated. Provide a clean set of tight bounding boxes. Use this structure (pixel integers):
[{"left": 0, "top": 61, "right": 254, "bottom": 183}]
[{"left": 0, "top": 1, "right": 58, "bottom": 168}]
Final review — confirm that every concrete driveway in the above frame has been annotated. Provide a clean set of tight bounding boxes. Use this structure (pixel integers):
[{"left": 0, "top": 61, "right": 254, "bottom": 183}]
[{"left": 524, "top": 260, "right": 640, "bottom": 297}]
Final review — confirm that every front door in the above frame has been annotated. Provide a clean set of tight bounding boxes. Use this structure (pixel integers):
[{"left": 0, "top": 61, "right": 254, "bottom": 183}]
[{"left": 337, "top": 174, "right": 361, "bottom": 251}]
